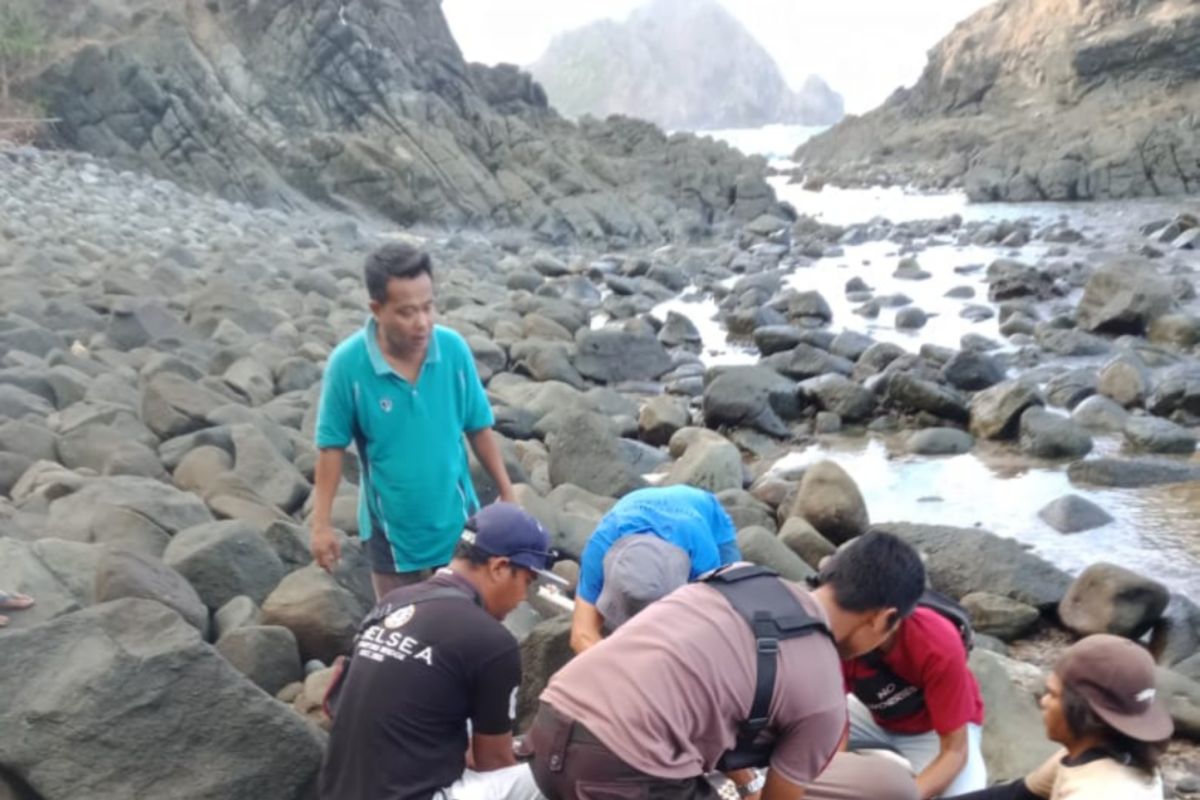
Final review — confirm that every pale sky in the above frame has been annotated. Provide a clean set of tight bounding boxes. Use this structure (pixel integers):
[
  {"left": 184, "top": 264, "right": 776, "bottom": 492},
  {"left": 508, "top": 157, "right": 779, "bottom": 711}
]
[{"left": 442, "top": 0, "right": 997, "bottom": 114}]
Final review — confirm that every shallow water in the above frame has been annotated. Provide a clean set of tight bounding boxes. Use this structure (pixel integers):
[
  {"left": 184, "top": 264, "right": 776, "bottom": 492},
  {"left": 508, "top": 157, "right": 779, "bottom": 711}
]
[{"left": 651, "top": 156, "right": 1200, "bottom": 597}]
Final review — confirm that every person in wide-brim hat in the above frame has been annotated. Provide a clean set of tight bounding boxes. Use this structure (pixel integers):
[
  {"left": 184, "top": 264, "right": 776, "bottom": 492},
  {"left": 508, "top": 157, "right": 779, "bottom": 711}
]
[{"left": 955, "top": 633, "right": 1173, "bottom": 800}]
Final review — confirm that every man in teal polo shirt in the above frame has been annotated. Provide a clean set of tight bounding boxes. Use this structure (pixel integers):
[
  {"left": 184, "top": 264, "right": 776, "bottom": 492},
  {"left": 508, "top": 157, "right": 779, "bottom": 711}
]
[{"left": 310, "top": 243, "right": 515, "bottom": 599}]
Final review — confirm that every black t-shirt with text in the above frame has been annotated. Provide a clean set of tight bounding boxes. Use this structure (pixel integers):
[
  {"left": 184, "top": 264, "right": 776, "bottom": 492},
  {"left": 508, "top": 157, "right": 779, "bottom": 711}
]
[{"left": 318, "top": 572, "right": 522, "bottom": 800}]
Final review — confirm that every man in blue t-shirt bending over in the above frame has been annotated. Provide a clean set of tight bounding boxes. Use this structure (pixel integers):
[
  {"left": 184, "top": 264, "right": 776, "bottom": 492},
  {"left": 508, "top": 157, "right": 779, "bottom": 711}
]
[{"left": 569, "top": 484, "right": 740, "bottom": 653}]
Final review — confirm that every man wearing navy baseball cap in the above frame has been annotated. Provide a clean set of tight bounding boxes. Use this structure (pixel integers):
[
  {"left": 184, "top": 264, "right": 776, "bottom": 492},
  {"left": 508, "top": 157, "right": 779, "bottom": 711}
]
[{"left": 320, "top": 503, "right": 555, "bottom": 800}]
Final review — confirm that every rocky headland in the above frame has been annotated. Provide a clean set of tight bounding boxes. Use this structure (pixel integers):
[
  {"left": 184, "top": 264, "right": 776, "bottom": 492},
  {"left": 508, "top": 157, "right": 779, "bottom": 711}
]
[
  {"left": 794, "top": 0, "right": 1200, "bottom": 202},
  {"left": 21, "top": 0, "right": 786, "bottom": 243},
  {"left": 528, "top": 0, "right": 844, "bottom": 131}
]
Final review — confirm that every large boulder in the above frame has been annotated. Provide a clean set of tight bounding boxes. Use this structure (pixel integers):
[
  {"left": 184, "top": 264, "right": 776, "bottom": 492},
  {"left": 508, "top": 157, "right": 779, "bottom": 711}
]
[
  {"left": 1155, "top": 668, "right": 1200, "bottom": 741},
  {"left": 874, "top": 522, "right": 1071, "bottom": 610},
  {"left": 0, "top": 600, "right": 324, "bottom": 799},
  {"left": 93, "top": 546, "right": 210, "bottom": 637},
  {"left": 547, "top": 409, "right": 646, "bottom": 497},
  {"left": 702, "top": 366, "right": 800, "bottom": 437},
  {"left": 777, "top": 516, "right": 837, "bottom": 569},
  {"left": 886, "top": 373, "right": 969, "bottom": 422},
  {"left": 798, "top": 374, "right": 875, "bottom": 422},
  {"left": 1017, "top": 407, "right": 1093, "bottom": 459},
  {"left": 164, "top": 521, "right": 287, "bottom": 609},
  {"left": 787, "top": 461, "right": 869, "bottom": 545},
  {"left": 573, "top": 328, "right": 672, "bottom": 384},
  {"left": 638, "top": 395, "right": 690, "bottom": 446},
  {"left": 516, "top": 615, "right": 574, "bottom": 731},
  {"left": 1123, "top": 416, "right": 1197, "bottom": 455},
  {"left": 230, "top": 424, "right": 311, "bottom": 513},
  {"left": 941, "top": 351, "right": 1005, "bottom": 391},
  {"left": 969, "top": 649, "right": 1058, "bottom": 781},
  {"left": 140, "top": 372, "right": 232, "bottom": 440},
  {"left": 260, "top": 566, "right": 365, "bottom": 663},
  {"left": 1068, "top": 457, "right": 1200, "bottom": 488},
  {"left": 1076, "top": 258, "right": 1174, "bottom": 335},
  {"left": 736, "top": 526, "right": 815, "bottom": 582},
  {"left": 215, "top": 625, "right": 304, "bottom": 696},
  {"left": 1070, "top": 394, "right": 1130, "bottom": 432},
  {"left": 0, "top": 538, "right": 98, "bottom": 632},
  {"left": 969, "top": 380, "right": 1043, "bottom": 440},
  {"left": 1097, "top": 354, "right": 1152, "bottom": 408},
  {"left": 961, "top": 592, "right": 1040, "bottom": 641},
  {"left": 46, "top": 476, "right": 214, "bottom": 557},
  {"left": 905, "top": 427, "right": 974, "bottom": 455},
  {"left": 663, "top": 436, "right": 743, "bottom": 494},
  {"left": 1058, "top": 563, "right": 1170, "bottom": 639}
]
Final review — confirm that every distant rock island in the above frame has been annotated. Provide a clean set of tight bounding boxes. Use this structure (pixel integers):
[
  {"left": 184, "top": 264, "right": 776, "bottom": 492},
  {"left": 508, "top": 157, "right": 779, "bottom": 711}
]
[
  {"left": 795, "top": 0, "right": 1200, "bottom": 202},
  {"left": 528, "top": 0, "right": 844, "bottom": 131}
]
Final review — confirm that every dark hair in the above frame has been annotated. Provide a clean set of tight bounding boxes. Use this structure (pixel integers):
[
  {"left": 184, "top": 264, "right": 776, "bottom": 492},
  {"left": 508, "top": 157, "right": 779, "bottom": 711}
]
[
  {"left": 453, "top": 541, "right": 493, "bottom": 566},
  {"left": 817, "top": 531, "right": 925, "bottom": 619},
  {"left": 1061, "top": 683, "right": 1166, "bottom": 776},
  {"left": 364, "top": 243, "right": 432, "bottom": 303}
]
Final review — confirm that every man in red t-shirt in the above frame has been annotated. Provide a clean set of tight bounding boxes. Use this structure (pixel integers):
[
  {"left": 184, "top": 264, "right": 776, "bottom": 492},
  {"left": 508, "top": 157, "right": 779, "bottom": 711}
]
[{"left": 832, "top": 605, "right": 987, "bottom": 798}]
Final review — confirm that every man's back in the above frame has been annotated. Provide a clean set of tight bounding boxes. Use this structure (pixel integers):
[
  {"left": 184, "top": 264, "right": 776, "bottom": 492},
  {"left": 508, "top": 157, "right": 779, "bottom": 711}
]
[
  {"left": 319, "top": 573, "right": 521, "bottom": 800},
  {"left": 541, "top": 579, "right": 846, "bottom": 786}
]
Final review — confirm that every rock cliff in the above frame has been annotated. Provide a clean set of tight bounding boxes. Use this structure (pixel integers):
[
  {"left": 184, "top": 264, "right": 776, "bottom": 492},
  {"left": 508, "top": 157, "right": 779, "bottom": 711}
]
[
  {"left": 23, "top": 0, "right": 783, "bottom": 242},
  {"left": 794, "top": 0, "right": 1200, "bottom": 202},
  {"left": 528, "top": 0, "right": 844, "bottom": 131}
]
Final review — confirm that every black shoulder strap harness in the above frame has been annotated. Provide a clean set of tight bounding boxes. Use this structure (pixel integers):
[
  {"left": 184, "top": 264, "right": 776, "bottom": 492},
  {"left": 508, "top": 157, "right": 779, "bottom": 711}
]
[{"left": 703, "top": 565, "right": 832, "bottom": 772}]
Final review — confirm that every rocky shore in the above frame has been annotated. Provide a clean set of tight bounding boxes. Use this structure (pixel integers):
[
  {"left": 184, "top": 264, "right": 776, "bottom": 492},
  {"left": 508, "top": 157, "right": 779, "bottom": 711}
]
[
  {"left": 2, "top": 142, "right": 1200, "bottom": 798},
  {"left": 793, "top": 0, "right": 1200, "bottom": 202}
]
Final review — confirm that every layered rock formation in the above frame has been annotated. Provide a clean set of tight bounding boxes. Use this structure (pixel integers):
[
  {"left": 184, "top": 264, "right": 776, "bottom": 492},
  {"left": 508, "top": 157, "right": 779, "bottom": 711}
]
[
  {"left": 23, "top": 0, "right": 782, "bottom": 242},
  {"left": 529, "top": 0, "right": 844, "bottom": 131},
  {"left": 795, "top": 0, "right": 1200, "bottom": 201}
]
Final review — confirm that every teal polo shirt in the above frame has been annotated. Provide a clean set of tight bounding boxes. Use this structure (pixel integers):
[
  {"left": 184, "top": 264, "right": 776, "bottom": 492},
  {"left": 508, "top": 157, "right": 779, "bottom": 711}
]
[{"left": 315, "top": 321, "right": 495, "bottom": 572}]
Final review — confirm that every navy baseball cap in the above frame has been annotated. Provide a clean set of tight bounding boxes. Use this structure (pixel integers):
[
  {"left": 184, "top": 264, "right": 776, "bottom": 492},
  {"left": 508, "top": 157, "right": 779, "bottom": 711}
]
[{"left": 464, "top": 503, "right": 564, "bottom": 583}]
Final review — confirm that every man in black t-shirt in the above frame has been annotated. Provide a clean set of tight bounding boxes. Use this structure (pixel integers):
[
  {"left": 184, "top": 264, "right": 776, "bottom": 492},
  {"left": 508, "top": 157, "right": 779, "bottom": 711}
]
[{"left": 319, "top": 503, "right": 557, "bottom": 800}]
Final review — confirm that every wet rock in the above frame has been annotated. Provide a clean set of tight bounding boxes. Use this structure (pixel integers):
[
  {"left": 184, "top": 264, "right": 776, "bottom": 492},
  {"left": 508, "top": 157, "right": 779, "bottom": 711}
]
[
  {"left": 1148, "top": 313, "right": 1200, "bottom": 349},
  {"left": 1076, "top": 258, "right": 1174, "bottom": 335},
  {"left": 1059, "top": 563, "right": 1170, "bottom": 639},
  {"left": 1068, "top": 457, "right": 1200, "bottom": 488},
  {"left": 1044, "top": 368, "right": 1097, "bottom": 409},
  {"left": 787, "top": 291, "right": 833, "bottom": 325},
  {"left": 702, "top": 366, "right": 800, "bottom": 438},
  {"left": 164, "top": 520, "right": 287, "bottom": 609},
  {"left": 1036, "top": 327, "right": 1111, "bottom": 357},
  {"left": 718, "top": 489, "right": 777, "bottom": 534},
  {"left": 93, "top": 547, "right": 210, "bottom": 637},
  {"left": 798, "top": 374, "right": 875, "bottom": 422},
  {"left": 574, "top": 328, "right": 673, "bottom": 384},
  {"left": 737, "top": 526, "right": 815, "bottom": 582},
  {"left": 1037, "top": 494, "right": 1114, "bottom": 534},
  {"left": 961, "top": 592, "right": 1040, "bottom": 641},
  {"left": 0, "top": 600, "right": 324, "bottom": 799},
  {"left": 875, "top": 522, "right": 1071, "bottom": 609},
  {"left": 753, "top": 325, "right": 805, "bottom": 356},
  {"left": 1097, "top": 354, "right": 1152, "bottom": 408},
  {"left": 1123, "top": 416, "right": 1197, "bottom": 454},
  {"left": 886, "top": 373, "right": 969, "bottom": 423},
  {"left": 788, "top": 461, "right": 869, "bottom": 545},
  {"left": 905, "top": 428, "right": 974, "bottom": 455},
  {"left": 764, "top": 343, "right": 854, "bottom": 381},
  {"left": 657, "top": 310, "right": 702, "bottom": 349},
  {"left": 1070, "top": 394, "right": 1130, "bottom": 432},
  {"left": 777, "top": 516, "right": 836, "bottom": 569},
  {"left": 941, "top": 351, "right": 1005, "bottom": 391},
  {"left": 215, "top": 596, "right": 262, "bottom": 640},
  {"left": 829, "top": 330, "right": 875, "bottom": 361},
  {"left": 1148, "top": 364, "right": 1200, "bottom": 418},
  {"left": 894, "top": 306, "right": 928, "bottom": 330},
  {"left": 970, "top": 380, "right": 1043, "bottom": 440},
  {"left": 1155, "top": 668, "right": 1200, "bottom": 740},
  {"left": 1018, "top": 407, "right": 1093, "bottom": 459},
  {"left": 813, "top": 411, "right": 842, "bottom": 434},
  {"left": 516, "top": 615, "right": 573, "bottom": 731},
  {"left": 215, "top": 625, "right": 304, "bottom": 697}
]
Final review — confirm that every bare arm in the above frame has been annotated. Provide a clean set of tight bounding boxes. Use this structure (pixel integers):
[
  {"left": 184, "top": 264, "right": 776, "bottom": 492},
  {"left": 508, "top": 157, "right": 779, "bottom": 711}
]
[
  {"left": 467, "top": 428, "right": 515, "bottom": 503},
  {"left": 470, "top": 732, "right": 519, "bottom": 772},
  {"left": 570, "top": 597, "right": 606, "bottom": 654},
  {"left": 310, "top": 448, "right": 345, "bottom": 571},
  {"left": 761, "top": 769, "right": 805, "bottom": 800},
  {"left": 915, "top": 727, "right": 969, "bottom": 800}
]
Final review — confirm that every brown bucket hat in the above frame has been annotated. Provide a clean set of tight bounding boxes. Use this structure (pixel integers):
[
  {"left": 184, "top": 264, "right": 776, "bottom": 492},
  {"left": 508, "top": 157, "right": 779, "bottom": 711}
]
[{"left": 1055, "top": 634, "right": 1174, "bottom": 743}]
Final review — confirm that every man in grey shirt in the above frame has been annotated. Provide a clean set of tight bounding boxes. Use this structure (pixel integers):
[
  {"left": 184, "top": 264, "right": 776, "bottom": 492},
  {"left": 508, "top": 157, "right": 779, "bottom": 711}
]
[{"left": 529, "top": 531, "right": 928, "bottom": 800}]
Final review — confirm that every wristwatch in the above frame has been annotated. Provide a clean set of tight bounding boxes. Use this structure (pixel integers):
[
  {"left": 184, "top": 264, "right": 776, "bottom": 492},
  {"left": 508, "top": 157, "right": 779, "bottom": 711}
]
[{"left": 736, "top": 770, "right": 766, "bottom": 798}]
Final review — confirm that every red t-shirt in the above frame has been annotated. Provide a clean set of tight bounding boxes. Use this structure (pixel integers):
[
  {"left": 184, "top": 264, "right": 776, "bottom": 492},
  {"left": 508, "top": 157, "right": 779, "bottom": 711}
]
[{"left": 842, "top": 607, "right": 985, "bottom": 735}]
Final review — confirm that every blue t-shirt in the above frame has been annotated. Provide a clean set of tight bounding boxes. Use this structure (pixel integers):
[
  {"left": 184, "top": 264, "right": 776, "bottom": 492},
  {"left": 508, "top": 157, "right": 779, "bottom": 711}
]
[
  {"left": 577, "top": 485, "right": 740, "bottom": 604},
  {"left": 315, "top": 321, "right": 495, "bottom": 571}
]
